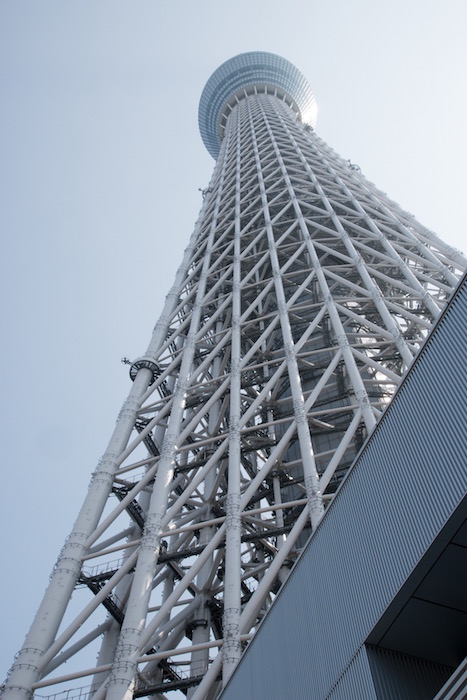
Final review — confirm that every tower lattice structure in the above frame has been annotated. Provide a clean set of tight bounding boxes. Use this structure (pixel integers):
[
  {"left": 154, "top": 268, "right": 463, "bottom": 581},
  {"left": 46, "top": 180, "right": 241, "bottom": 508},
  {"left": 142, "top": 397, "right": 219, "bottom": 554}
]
[{"left": 4, "top": 52, "right": 466, "bottom": 700}]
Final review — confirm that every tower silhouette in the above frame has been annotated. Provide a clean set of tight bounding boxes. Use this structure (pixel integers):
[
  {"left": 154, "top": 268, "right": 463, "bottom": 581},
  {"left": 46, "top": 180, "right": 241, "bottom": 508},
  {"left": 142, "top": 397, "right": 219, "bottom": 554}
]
[{"left": 4, "top": 52, "right": 465, "bottom": 700}]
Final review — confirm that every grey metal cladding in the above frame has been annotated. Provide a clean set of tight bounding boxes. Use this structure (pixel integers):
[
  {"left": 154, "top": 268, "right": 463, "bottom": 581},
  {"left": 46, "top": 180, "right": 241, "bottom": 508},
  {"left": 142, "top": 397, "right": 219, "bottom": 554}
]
[
  {"left": 366, "top": 646, "right": 455, "bottom": 700},
  {"left": 220, "top": 274, "right": 467, "bottom": 699},
  {"left": 327, "top": 647, "right": 377, "bottom": 700}
]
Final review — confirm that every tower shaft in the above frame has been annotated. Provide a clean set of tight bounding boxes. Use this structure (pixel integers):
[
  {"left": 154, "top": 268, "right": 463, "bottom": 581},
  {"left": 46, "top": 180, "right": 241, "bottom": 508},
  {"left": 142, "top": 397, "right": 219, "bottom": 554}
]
[{"left": 3, "top": 54, "right": 465, "bottom": 700}]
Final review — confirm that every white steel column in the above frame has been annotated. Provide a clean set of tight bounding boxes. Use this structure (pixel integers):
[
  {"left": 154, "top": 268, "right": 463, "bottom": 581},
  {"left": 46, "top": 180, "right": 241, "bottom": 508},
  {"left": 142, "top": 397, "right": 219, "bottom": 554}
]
[
  {"left": 103, "top": 133, "right": 233, "bottom": 700},
  {"left": 247, "top": 93, "right": 324, "bottom": 530},
  {"left": 4, "top": 367, "right": 153, "bottom": 700},
  {"left": 222, "top": 109, "right": 243, "bottom": 685}
]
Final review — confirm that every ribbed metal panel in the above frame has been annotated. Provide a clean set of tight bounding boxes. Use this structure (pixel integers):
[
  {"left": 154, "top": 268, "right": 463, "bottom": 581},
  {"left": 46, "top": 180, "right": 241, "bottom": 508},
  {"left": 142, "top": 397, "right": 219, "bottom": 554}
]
[
  {"left": 327, "top": 648, "right": 376, "bottom": 700},
  {"left": 433, "top": 658, "right": 467, "bottom": 700},
  {"left": 220, "top": 277, "right": 467, "bottom": 699},
  {"left": 366, "top": 646, "right": 452, "bottom": 699}
]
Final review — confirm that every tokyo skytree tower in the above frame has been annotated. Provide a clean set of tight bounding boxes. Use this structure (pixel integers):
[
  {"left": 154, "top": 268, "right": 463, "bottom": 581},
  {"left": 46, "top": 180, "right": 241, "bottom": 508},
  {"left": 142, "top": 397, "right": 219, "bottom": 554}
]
[{"left": 4, "top": 52, "right": 465, "bottom": 700}]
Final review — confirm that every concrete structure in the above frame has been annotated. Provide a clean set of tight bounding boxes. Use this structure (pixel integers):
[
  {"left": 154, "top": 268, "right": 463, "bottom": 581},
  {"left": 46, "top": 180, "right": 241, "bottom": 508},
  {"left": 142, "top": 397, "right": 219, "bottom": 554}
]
[{"left": 3, "top": 52, "right": 466, "bottom": 700}]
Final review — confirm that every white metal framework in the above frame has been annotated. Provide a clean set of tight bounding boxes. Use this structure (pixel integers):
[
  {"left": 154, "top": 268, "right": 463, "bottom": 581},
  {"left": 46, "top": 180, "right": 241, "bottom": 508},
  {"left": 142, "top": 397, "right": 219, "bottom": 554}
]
[{"left": 3, "top": 52, "right": 466, "bottom": 700}]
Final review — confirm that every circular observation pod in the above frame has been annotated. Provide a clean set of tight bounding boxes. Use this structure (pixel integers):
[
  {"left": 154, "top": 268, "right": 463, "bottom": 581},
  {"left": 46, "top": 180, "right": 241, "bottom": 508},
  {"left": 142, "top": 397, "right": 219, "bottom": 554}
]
[{"left": 199, "top": 51, "right": 318, "bottom": 159}]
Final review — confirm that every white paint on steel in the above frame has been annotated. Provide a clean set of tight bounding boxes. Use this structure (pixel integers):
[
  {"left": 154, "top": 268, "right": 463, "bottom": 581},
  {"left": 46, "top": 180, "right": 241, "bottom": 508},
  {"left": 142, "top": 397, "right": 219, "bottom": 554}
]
[{"left": 4, "top": 54, "right": 465, "bottom": 700}]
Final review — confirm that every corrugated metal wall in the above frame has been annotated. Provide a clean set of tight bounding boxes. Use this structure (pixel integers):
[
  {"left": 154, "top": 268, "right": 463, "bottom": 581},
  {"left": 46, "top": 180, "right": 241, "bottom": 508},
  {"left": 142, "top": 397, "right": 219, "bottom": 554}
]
[
  {"left": 327, "top": 647, "right": 376, "bottom": 700},
  {"left": 366, "top": 646, "right": 454, "bottom": 700},
  {"left": 220, "top": 277, "right": 467, "bottom": 699}
]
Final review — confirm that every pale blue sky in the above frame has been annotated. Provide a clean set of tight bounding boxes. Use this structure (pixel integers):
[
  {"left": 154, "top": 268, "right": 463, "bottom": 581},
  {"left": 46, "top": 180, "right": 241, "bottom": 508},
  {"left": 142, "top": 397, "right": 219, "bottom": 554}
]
[{"left": 1, "top": 0, "right": 466, "bottom": 683}]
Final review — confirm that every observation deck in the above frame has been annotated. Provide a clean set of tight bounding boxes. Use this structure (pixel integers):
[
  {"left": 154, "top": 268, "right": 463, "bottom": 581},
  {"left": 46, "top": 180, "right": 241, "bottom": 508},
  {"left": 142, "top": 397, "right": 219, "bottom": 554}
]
[{"left": 198, "top": 51, "right": 317, "bottom": 158}]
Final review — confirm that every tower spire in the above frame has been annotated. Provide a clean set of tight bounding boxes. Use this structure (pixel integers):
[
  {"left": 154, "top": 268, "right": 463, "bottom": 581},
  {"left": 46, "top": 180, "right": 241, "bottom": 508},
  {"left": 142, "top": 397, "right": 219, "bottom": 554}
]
[{"left": 3, "top": 52, "right": 465, "bottom": 700}]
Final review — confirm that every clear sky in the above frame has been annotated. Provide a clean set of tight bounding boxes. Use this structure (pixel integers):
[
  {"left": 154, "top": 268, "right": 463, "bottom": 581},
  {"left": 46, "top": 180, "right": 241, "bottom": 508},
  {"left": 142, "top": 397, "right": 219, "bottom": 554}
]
[{"left": 1, "top": 0, "right": 466, "bottom": 684}]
